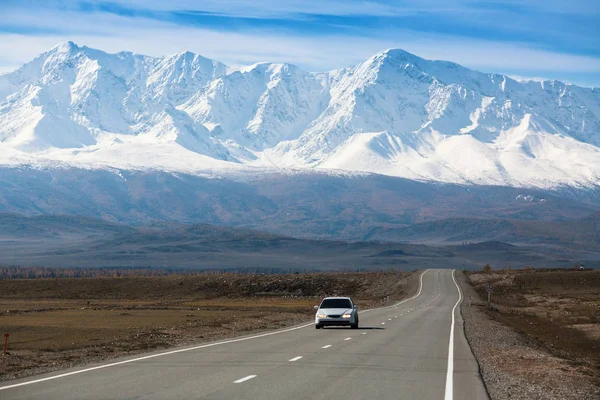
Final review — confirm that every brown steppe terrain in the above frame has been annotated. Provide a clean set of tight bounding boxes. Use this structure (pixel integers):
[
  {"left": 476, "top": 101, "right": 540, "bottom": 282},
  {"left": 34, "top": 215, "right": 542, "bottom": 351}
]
[
  {"left": 464, "top": 268, "right": 600, "bottom": 399},
  {"left": 0, "top": 271, "right": 416, "bottom": 381}
]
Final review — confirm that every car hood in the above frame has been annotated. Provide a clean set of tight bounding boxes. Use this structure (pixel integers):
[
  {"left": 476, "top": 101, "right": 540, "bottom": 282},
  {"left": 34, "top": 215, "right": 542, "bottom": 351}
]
[{"left": 317, "top": 308, "right": 353, "bottom": 315}]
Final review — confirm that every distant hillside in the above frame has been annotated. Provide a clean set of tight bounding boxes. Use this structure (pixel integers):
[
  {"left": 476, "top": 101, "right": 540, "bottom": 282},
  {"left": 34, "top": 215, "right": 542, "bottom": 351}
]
[
  {"left": 365, "top": 213, "right": 600, "bottom": 251},
  {"left": 0, "top": 214, "right": 597, "bottom": 270},
  {"left": 0, "top": 168, "right": 598, "bottom": 243},
  {"left": 0, "top": 213, "right": 135, "bottom": 237}
]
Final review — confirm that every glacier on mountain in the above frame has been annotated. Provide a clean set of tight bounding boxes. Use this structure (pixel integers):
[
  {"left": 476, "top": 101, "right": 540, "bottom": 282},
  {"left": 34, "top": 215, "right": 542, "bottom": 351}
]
[{"left": 0, "top": 42, "right": 599, "bottom": 189}]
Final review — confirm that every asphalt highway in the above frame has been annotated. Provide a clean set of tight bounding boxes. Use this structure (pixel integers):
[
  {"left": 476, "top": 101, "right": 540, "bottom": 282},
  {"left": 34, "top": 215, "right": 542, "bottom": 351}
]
[{"left": 0, "top": 269, "right": 488, "bottom": 399}]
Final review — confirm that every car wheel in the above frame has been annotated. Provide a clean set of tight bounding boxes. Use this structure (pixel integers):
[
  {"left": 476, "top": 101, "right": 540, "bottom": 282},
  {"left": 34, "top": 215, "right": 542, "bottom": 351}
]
[
  {"left": 315, "top": 324, "right": 322, "bottom": 329},
  {"left": 351, "top": 322, "right": 358, "bottom": 329}
]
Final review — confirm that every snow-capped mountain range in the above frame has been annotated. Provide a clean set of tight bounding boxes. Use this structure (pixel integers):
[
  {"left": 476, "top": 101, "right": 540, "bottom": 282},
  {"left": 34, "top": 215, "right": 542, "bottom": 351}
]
[{"left": 1, "top": 41, "right": 599, "bottom": 189}]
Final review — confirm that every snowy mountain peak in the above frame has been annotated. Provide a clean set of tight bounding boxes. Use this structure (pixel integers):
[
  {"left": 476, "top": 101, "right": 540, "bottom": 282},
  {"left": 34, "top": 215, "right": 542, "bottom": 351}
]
[
  {"left": 0, "top": 43, "right": 599, "bottom": 190},
  {"left": 51, "top": 40, "right": 80, "bottom": 54},
  {"left": 164, "top": 50, "right": 224, "bottom": 69},
  {"left": 238, "top": 61, "right": 302, "bottom": 76},
  {"left": 146, "top": 50, "right": 227, "bottom": 105},
  {"left": 371, "top": 48, "right": 466, "bottom": 76},
  {"left": 377, "top": 48, "right": 421, "bottom": 62}
]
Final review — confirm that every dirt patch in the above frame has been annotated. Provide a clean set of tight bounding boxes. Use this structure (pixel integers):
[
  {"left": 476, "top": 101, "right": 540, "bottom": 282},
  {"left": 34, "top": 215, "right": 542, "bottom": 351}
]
[
  {"left": 0, "top": 271, "right": 416, "bottom": 381},
  {"left": 461, "top": 269, "right": 600, "bottom": 399},
  {"left": 571, "top": 324, "right": 600, "bottom": 341}
]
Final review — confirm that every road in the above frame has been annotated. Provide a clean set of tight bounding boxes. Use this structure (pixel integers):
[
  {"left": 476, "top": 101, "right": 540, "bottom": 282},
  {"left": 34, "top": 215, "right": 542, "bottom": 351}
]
[{"left": 0, "top": 269, "right": 488, "bottom": 399}]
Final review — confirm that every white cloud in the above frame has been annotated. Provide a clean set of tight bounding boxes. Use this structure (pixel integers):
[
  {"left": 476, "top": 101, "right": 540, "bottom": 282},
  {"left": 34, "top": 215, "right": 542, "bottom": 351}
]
[
  {"left": 0, "top": 7, "right": 598, "bottom": 87},
  {"left": 93, "top": 0, "right": 600, "bottom": 17},
  {"left": 3, "top": 29, "right": 599, "bottom": 72},
  {"left": 91, "top": 0, "right": 438, "bottom": 17}
]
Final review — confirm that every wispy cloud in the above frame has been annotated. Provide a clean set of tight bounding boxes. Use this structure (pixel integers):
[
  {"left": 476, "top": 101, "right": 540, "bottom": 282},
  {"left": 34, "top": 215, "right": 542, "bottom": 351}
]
[
  {"left": 0, "top": 0, "right": 598, "bottom": 87},
  {"left": 56, "top": 0, "right": 599, "bottom": 17}
]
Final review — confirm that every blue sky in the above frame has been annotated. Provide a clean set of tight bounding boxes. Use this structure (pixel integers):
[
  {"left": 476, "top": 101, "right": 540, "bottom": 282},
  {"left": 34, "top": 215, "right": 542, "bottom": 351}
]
[{"left": 0, "top": 0, "right": 599, "bottom": 87}]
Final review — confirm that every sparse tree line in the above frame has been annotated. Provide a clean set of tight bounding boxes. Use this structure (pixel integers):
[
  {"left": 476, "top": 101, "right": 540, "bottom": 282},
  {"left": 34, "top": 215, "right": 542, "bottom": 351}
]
[
  {"left": 0, "top": 266, "right": 405, "bottom": 280},
  {"left": 481, "top": 264, "right": 535, "bottom": 273},
  {"left": 0, "top": 266, "right": 200, "bottom": 279},
  {"left": 480, "top": 264, "right": 589, "bottom": 273}
]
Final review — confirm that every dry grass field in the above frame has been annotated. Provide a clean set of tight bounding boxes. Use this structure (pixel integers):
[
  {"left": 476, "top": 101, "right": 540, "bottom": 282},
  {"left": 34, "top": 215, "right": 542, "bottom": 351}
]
[
  {"left": 0, "top": 271, "right": 416, "bottom": 381},
  {"left": 467, "top": 268, "right": 600, "bottom": 386}
]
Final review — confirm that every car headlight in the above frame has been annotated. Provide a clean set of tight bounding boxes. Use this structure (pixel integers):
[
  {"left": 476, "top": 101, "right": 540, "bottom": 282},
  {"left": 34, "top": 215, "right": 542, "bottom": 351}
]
[
  {"left": 342, "top": 313, "right": 352, "bottom": 318},
  {"left": 316, "top": 313, "right": 327, "bottom": 318}
]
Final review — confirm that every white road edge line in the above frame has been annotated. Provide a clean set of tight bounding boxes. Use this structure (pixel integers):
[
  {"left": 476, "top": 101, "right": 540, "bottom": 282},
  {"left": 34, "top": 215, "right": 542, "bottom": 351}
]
[
  {"left": 0, "top": 322, "right": 313, "bottom": 391},
  {"left": 289, "top": 356, "right": 303, "bottom": 362},
  {"left": 1, "top": 269, "right": 430, "bottom": 392},
  {"left": 359, "top": 269, "right": 429, "bottom": 315},
  {"left": 234, "top": 375, "right": 257, "bottom": 383},
  {"left": 321, "top": 345, "right": 332, "bottom": 348},
  {"left": 444, "top": 269, "right": 462, "bottom": 400}
]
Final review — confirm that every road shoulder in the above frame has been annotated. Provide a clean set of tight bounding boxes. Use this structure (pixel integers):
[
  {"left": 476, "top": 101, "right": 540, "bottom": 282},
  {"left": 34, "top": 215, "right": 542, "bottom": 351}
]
[{"left": 457, "top": 271, "right": 600, "bottom": 400}]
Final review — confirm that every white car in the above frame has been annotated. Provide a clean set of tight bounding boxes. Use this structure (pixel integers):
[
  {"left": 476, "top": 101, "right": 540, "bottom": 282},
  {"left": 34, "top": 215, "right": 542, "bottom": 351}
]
[{"left": 314, "top": 297, "right": 359, "bottom": 329}]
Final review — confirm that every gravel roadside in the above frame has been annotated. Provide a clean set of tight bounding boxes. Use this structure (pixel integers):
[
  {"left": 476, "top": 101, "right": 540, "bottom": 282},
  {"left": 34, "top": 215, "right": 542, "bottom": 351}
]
[{"left": 457, "top": 272, "right": 600, "bottom": 400}]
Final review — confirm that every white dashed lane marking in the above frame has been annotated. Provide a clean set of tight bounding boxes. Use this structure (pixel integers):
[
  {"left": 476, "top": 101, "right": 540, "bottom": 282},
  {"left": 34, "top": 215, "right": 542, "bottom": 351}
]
[
  {"left": 344, "top": 337, "right": 352, "bottom": 341},
  {"left": 234, "top": 375, "right": 257, "bottom": 383},
  {"left": 2, "top": 273, "right": 441, "bottom": 393},
  {"left": 321, "top": 345, "right": 331, "bottom": 349},
  {"left": 289, "top": 356, "right": 303, "bottom": 362}
]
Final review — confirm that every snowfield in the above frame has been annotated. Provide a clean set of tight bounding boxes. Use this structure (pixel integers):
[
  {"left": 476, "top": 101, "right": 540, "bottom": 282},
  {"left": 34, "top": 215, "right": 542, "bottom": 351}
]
[{"left": 1, "top": 42, "right": 599, "bottom": 190}]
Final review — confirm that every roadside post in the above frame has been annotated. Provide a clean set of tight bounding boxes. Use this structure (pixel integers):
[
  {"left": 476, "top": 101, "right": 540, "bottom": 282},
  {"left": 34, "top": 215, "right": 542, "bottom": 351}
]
[
  {"left": 468, "top": 295, "right": 472, "bottom": 308},
  {"left": 3, "top": 333, "right": 8, "bottom": 354},
  {"left": 486, "top": 284, "right": 493, "bottom": 308}
]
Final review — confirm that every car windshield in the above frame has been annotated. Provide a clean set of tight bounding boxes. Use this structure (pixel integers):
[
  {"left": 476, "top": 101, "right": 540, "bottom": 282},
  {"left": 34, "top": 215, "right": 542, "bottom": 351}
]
[{"left": 320, "top": 299, "right": 352, "bottom": 309}]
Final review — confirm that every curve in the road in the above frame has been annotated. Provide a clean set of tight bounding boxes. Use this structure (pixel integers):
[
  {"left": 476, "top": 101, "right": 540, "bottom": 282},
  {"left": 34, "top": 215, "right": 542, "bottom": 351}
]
[
  {"left": 0, "top": 269, "right": 430, "bottom": 392},
  {"left": 0, "top": 269, "right": 487, "bottom": 400}
]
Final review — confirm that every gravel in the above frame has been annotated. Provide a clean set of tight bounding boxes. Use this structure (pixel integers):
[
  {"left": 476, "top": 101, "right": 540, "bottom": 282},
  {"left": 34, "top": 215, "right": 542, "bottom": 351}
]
[{"left": 457, "top": 272, "right": 600, "bottom": 400}]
